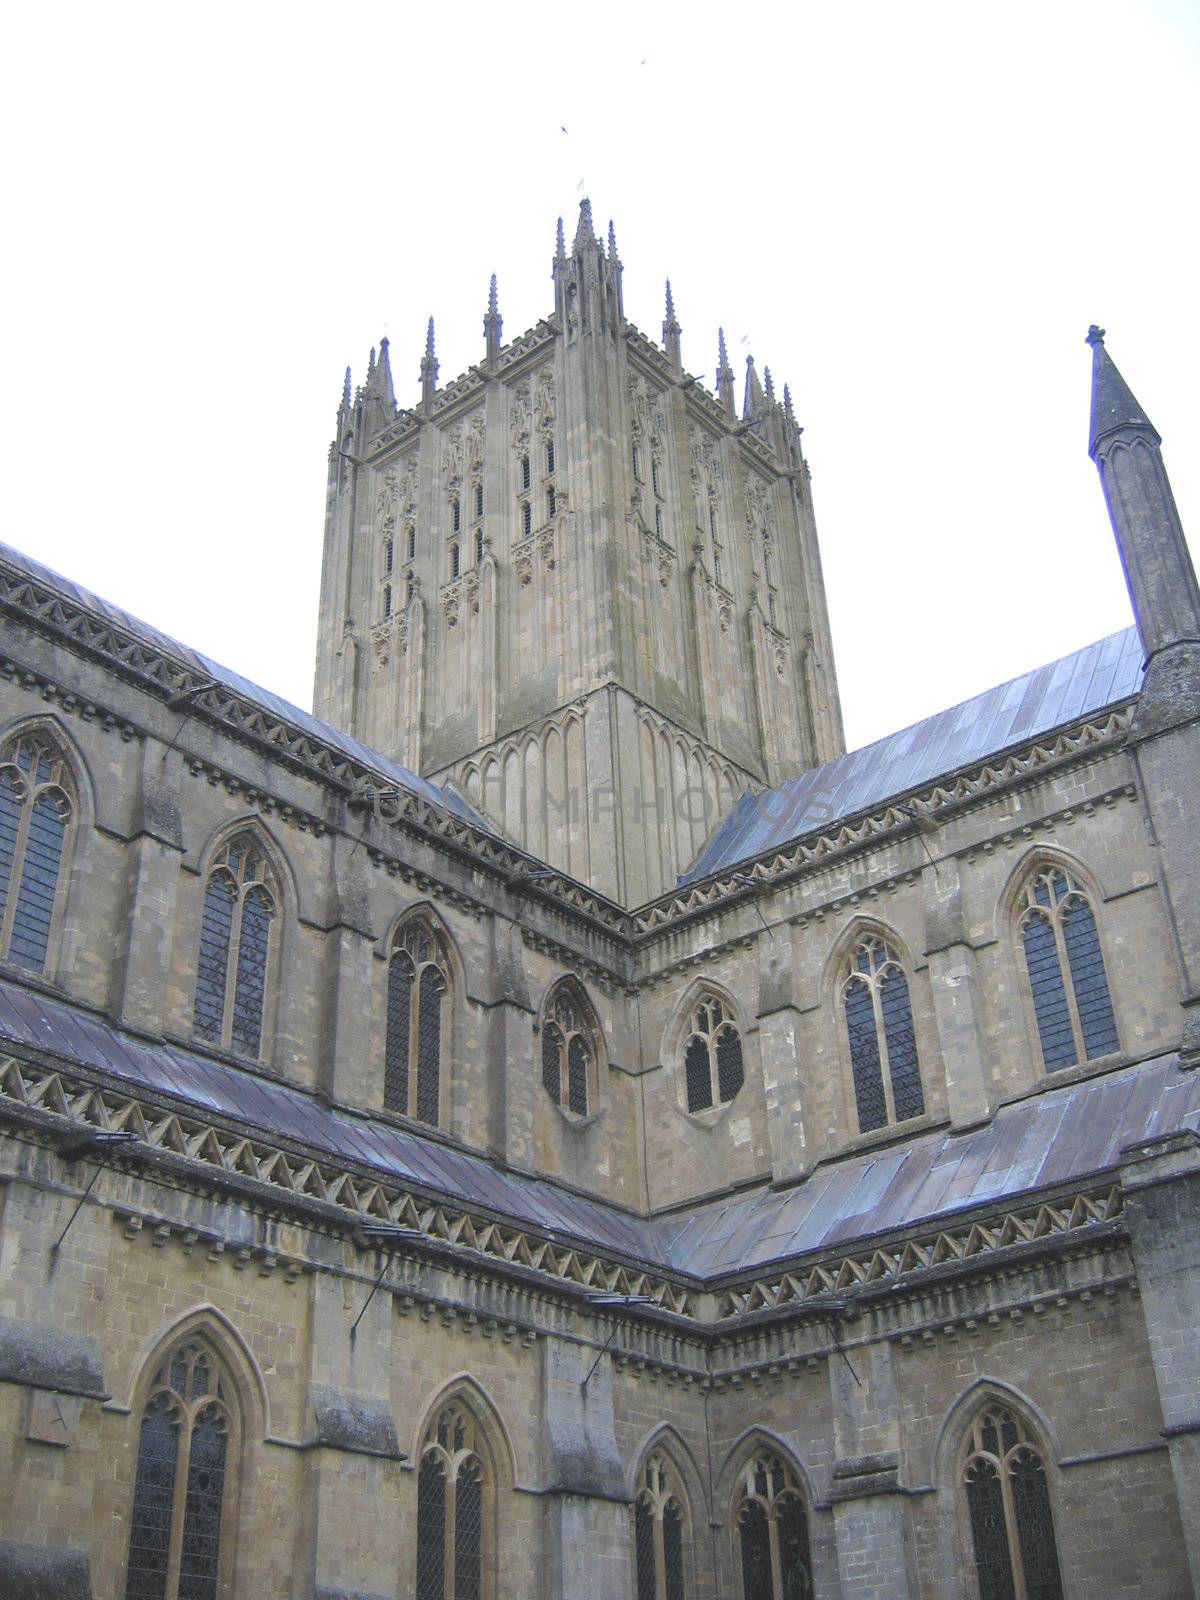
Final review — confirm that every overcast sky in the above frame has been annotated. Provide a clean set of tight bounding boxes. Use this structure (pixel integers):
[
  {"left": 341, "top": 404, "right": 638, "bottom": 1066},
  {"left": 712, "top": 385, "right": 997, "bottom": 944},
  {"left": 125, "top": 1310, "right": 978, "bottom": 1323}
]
[{"left": 3, "top": 1, "right": 1197, "bottom": 755}]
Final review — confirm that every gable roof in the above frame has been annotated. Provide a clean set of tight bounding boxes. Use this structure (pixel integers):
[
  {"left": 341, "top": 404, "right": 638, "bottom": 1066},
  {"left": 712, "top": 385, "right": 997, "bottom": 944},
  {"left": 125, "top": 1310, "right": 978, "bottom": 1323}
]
[
  {"left": 0, "top": 540, "right": 490, "bottom": 831},
  {"left": 680, "top": 627, "right": 1143, "bottom": 884}
]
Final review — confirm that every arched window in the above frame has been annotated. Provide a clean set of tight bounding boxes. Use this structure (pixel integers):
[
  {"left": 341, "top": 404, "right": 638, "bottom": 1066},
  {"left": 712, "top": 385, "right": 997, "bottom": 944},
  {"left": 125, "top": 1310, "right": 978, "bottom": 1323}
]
[
  {"left": 1018, "top": 866, "right": 1119, "bottom": 1071},
  {"left": 540, "top": 987, "right": 594, "bottom": 1117},
  {"left": 733, "top": 1449, "right": 815, "bottom": 1600},
  {"left": 385, "top": 919, "right": 447, "bottom": 1125},
  {"left": 683, "top": 994, "right": 744, "bottom": 1113},
  {"left": 124, "top": 1339, "right": 237, "bottom": 1600},
  {"left": 0, "top": 731, "right": 73, "bottom": 974},
  {"left": 416, "top": 1400, "right": 490, "bottom": 1600},
  {"left": 634, "top": 1452, "right": 689, "bottom": 1600},
  {"left": 962, "top": 1405, "right": 1063, "bottom": 1600},
  {"left": 193, "top": 836, "right": 277, "bottom": 1059},
  {"left": 842, "top": 933, "right": 924, "bottom": 1133}
]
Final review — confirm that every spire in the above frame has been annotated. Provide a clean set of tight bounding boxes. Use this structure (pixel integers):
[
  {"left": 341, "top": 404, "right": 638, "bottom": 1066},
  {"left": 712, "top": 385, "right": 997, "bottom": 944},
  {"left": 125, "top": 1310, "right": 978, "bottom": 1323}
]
[
  {"left": 555, "top": 216, "right": 566, "bottom": 260},
  {"left": 484, "top": 273, "right": 503, "bottom": 364},
  {"left": 1087, "top": 326, "right": 1200, "bottom": 733},
  {"left": 607, "top": 219, "right": 619, "bottom": 261},
  {"left": 663, "top": 279, "right": 682, "bottom": 369},
  {"left": 573, "top": 197, "right": 598, "bottom": 252},
  {"left": 782, "top": 382, "right": 795, "bottom": 425},
  {"left": 763, "top": 366, "right": 776, "bottom": 404},
  {"left": 420, "top": 317, "right": 438, "bottom": 411},
  {"left": 743, "top": 354, "right": 766, "bottom": 421},
  {"left": 716, "top": 328, "right": 736, "bottom": 417},
  {"left": 341, "top": 366, "right": 352, "bottom": 411},
  {"left": 1087, "top": 324, "right": 1158, "bottom": 455}
]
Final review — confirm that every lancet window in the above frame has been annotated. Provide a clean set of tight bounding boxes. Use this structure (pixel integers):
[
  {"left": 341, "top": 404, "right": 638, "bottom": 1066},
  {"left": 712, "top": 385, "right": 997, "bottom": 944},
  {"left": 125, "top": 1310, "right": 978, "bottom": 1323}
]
[
  {"left": 842, "top": 933, "right": 924, "bottom": 1133},
  {"left": 683, "top": 994, "right": 744, "bottom": 1113},
  {"left": 124, "top": 1339, "right": 236, "bottom": 1600},
  {"left": 385, "top": 919, "right": 448, "bottom": 1126},
  {"left": 193, "top": 837, "right": 276, "bottom": 1059},
  {"left": 416, "top": 1401, "right": 489, "bottom": 1600},
  {"left": 1017, "top": 866, "right": 1119, "bottom": 1071},
  {"left": 451, "top": 543, "right": 461, "bottom": 581},
  {"left": 733, "top": 1450, "right": 815, "bottom": 1600},
  {"left": 0, "top": 731, "right": 73, "bottom": 974},
  {"left": 962, "top": 1405, "right": 1063, "bottom": 1600},
  {"left": 520, "top": 455, "right": 531, "bottom": 491},
  {"left": 540, "top": 987, "right": 594, "bottom": 1117},
  {"left": 634, "top": 1453, "right": 688, "bottom": 1600}
]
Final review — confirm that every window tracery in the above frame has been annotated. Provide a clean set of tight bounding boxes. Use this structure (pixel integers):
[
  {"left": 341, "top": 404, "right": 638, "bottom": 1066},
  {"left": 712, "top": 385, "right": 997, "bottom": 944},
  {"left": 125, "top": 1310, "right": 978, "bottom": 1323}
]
[
  {"left": 193, "top": 836, "right": 276, "bottom": 1059},
  {"left": 416, "top": 1400, "right": 489, "bottom": 1600},
  {"left": 540, "top": 986, "right": 595, "bottom": 1117},
  {"left": 0, "top": 731, "right": 73, "bottom": 974},
  {"left": 124, "top": 1339, "right": 236, "bottom": 1600},
  {"left": 634, "top": 1452, "right": 689, "bottom": 1600},
  {"left": 842, "top": 933, "right": 924, "bottom": 1133},
  {"left": 1017, "top": 866, "right": 1118, "bottom": 1071},
  {"left": 962, "top": 1405, "right": 1063, "bottom": 1600},
  {"left": 733, "top": 1450, "right": 814, "bottom": 1600},
  {"left": 385, "top": 919, "right": 448, "bottom": 1126},
  {"left": 682, "top": 994, "right": 744, "bottom": 1113}
]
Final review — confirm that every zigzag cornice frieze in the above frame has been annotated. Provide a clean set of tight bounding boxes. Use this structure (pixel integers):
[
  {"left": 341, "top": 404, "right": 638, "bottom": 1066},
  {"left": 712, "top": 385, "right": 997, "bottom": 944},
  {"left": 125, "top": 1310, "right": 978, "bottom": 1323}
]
[
  {"left": 711, "top": 1184, "right": 1125, "bottom": 1322},
  {"left": 0, "top": 1051, "right": 1127, "bottom": 1332},
  {"left": 631, "top": 705, "right": 1135, "bottom": 937},
  {"left": 0, "top": 1052, "right": 696, "bottom": 1316}
]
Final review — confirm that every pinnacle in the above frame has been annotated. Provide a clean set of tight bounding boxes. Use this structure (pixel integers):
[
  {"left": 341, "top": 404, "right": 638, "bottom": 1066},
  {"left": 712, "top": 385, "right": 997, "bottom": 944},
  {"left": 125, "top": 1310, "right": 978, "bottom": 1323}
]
[
  {"left": 425, "top": 317, "right": 436, "bottom": 359},
  {"left": 488, "top": 274, "right": 499, "bottom": 314},
  {"left": 556, "top": 216, "right": 566, "bottom": 258},
  {"left": 573, "top": 197, "right": 597, "bottom": 251},
  {"left": 608, "top": 219, "right": 619, "bottom": 259},
  {"left": 665, "top": 279, "right": 677, "bottom": 323}
]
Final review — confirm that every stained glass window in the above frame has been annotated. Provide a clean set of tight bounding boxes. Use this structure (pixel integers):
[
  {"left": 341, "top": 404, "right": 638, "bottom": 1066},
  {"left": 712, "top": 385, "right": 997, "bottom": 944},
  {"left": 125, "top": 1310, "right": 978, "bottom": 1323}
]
[
  {"left": 385, "top": 921, "right": 447, "bottom": 1126},
  {"left": 540, "top": 986, "right": 595, "bottom": 1117},
  {"left": 734, "top": 1451, "right": 814, "bottom": 1600},
  {"left": 682, "top": 995, "right": 744, "bottom": 1113},
  {"left": 191, "top": 838, "right": 275, "bottom": 1060},
  {"left": 416, "top": 1401, "right": 491, "bottom": 1600},
  {"left": 634, "top": 1454, "right": 690, "bottom": 1600},
  {"left": 1018, "top": 867, "right": 1118, "bottom": 1072},
  {"left": 962, "top": 1406, "right": 1063, "bottom": 1600},
  {"left": 842, "top": 935, "right": 925, "bottom": 1134},
  {"left": 0, "top": 733, "right": 74, "bottom": 974},
  {"left": 124, "top": 1341, "right": 235, "bottom": 1600}
]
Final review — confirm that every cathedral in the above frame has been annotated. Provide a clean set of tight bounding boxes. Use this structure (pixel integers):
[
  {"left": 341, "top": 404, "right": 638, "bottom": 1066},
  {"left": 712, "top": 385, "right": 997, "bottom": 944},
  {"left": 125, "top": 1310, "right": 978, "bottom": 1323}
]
[{"left": 0, "top": 202, "right": 1197, "bottom": 1600}]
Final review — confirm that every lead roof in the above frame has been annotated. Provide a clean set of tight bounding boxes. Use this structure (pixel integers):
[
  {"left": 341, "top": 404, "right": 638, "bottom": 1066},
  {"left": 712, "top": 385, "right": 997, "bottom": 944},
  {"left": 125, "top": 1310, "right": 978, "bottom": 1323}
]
[{"left": 2, "top": 977, "right": 1193, "bottom": 1284}]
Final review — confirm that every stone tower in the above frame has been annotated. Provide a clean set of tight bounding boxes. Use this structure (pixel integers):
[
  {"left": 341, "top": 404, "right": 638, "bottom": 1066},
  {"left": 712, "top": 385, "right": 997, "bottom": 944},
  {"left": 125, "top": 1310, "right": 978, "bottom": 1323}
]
[{"left": 313, "top": 201, "right": 844, "bottom": 903}]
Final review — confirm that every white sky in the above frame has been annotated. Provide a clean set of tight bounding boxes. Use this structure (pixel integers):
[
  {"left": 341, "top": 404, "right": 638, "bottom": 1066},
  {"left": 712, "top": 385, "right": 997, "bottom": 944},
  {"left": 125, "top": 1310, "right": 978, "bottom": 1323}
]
[{"left": 3, "top": 1, "right": 1197, "bottom": 754}]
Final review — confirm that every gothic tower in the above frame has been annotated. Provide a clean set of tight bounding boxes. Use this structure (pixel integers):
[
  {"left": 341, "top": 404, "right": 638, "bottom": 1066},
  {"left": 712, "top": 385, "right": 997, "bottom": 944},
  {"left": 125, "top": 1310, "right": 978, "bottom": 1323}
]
[{"left": 313, "top": 202, "right": 844, "bottom": 903}]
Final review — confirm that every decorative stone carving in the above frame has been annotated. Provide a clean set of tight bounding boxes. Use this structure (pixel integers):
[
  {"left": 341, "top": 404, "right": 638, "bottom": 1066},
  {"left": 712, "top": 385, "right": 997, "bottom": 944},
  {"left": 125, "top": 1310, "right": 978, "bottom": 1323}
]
[
  {"left": 442, "top": 425, "right": 464, "bottom": 489},
  {"left": 465, "top": 410, "right": 485, "bottom": 473},
  {"left": 509, "top": 383, "right": 532, "bottom": 448},
  {"left": 534, "top": 369, "right": 555, "bottom": 436},
  {"left": 376, "top": 471, "right": 398, "bottom": 535}
]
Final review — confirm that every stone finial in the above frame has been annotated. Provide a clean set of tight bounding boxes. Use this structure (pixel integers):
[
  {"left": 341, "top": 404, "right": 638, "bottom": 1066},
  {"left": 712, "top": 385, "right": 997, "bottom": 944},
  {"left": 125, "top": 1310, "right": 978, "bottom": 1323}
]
[
  {"left": 716, "top": 327, "right": 736, "bottom": 417},
  {"left": 341, "top": 366, "right": 352, "bottom": 410},
  {"left": 555, "top": 216, "right": 566, "bottom": 259},
  {"left": 607, "top": 219, "right": 619, "bottom": 260},
  {"left": 484, "top": 274, "right": 503, "bottom": 363},
  {"left": 763, "top": 366, "right": 776, "bottom": 403},
  {"left": 743, "top": 354, "right": 766, "bottom": 421},
  {"left": 420, "top": 317, "right": 439, "bottom": 409},
  {"left": 663, "top": 280, "right": 682, "bottom": 367}
]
